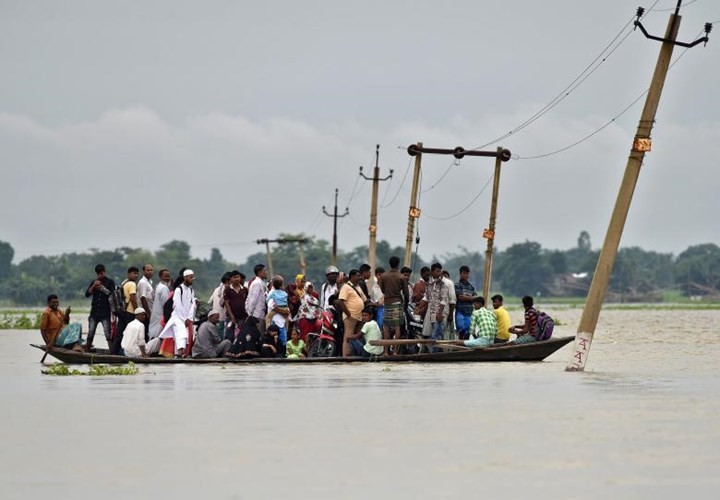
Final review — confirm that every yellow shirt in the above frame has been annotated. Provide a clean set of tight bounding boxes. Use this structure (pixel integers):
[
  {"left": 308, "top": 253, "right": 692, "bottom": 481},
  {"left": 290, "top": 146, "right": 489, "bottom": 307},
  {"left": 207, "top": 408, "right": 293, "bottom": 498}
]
[
  {"left": 124, "top": 281, "right": 137, "bottom": 313},
  {"left": 338, "top": 282, "right": 366, "bottom": 321},
  {"left": 494, "top": 306, "right": 511, "bottom": 341}
]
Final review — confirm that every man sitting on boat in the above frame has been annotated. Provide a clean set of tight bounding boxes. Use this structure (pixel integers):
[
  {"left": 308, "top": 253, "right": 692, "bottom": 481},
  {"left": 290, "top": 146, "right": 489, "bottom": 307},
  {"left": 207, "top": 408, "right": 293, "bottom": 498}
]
[
  {"left": 453, "top": 296, "right": 496, "bottom": 348},
  {"left": 40, "top": 294, "right": 83, "bottom": 352},
  {"left": 121, "top": 307, "right": 148, "bottom": 358},
  {"left": 192, "top": 310, "right": 231, "bottom": 359},
  {"left": 509, "top": 295, "right": 539, "bottom": 344},
  {"left": 345, "top": 307, "right": 383, "bottom": 358}
]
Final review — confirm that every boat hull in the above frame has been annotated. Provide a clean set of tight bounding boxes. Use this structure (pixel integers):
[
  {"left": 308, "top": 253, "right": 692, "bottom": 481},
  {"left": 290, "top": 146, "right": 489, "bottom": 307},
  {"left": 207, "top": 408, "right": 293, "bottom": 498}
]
[{"left": 32, "top": 336, "right": 575, "bottom": 365}]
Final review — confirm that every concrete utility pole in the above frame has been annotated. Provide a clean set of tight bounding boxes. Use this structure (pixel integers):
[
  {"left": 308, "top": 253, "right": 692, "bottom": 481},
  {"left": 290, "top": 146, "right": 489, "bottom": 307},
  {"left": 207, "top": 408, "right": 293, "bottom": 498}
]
[
  {"left": 404, "top": 142, "right": 423, "bottom": 268},
  {"left": 256, "top": 238, "right": 309, "bottom": 278},
  {"left": 359, "top": 145, "right": 393, "bottom": 288},
  {"left": 322, "top": 188, "right": 349, "bottom": 267},
  {"left": 567, "top": 3, "right": 712, "bottom": 371},
  {"left": 482, "top": 147, "right": 504, "bottom": 301},
  {"left": 406, "top": 144, "right": 512, "bottom": 291}
]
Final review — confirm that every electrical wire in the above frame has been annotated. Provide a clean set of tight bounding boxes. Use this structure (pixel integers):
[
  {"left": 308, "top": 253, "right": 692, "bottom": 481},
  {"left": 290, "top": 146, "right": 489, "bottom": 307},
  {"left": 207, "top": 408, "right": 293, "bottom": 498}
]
[
  {"left": 423, "top": 173, "right": 494, "bottom": 221},
  {"left": 380, "top": 157, "right": 412, "bottom": 209},
  {"left": 516, "top": 26, "right": 706, "bottom": 161},
  {"left": 421, "top": 158, "right": 459, "bottom": 193},
  {"left": 654, "top": 0, "right": 701, "bottom": 12}
]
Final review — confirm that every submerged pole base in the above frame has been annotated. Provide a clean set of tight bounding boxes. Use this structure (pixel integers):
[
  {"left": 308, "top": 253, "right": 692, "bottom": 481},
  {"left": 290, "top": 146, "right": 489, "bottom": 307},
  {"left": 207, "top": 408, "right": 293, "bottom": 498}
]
[{"left": 565, "top": 331, "right": 594, "bottom": 372}]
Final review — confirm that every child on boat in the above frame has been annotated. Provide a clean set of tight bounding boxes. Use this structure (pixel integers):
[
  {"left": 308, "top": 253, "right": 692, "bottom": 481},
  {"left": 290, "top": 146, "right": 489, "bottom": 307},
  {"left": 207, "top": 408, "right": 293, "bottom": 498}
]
[{"left": 286, "top": 326, "right": 306, "bottom": 359}]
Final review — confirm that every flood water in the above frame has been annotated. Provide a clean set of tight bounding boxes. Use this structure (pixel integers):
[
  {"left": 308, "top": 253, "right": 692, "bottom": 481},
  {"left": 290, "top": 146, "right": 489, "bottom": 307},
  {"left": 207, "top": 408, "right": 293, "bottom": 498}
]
[{"left": 1, "top": 308, "right": 719, "bottom": 499}]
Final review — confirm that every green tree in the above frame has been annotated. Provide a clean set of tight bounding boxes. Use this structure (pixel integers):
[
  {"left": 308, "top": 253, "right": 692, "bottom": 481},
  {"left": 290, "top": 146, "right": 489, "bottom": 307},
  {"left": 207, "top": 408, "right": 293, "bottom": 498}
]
[
  {"left": 674, "top": 243, "right": 720, "bottom": 296},
  {"left": 0, "top": 240, "right": 14, "bottom": 280},
  {"left": 494, "top": 241, "right": 554, "bottom": 297}
]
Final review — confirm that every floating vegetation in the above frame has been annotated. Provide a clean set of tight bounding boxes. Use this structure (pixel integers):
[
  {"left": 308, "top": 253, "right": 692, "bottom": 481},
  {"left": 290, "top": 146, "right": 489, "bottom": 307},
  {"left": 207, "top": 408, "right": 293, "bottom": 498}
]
[
  {"left": 42, "top": 363, "right": 139, "bottom": 376},
  {"left": 0, "top": 312, "right": 41, "bottom": 329}
]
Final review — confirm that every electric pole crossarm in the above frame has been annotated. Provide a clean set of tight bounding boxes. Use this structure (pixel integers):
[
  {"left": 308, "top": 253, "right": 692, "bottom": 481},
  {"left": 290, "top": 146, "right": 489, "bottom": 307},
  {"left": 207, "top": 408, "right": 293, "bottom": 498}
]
[
  {"left": 634, "top": 4, "right": 712, "bottom": 48},
  {"left": 407, "top": 144, "right": 512, "bottom": 162},
  {"left": 322, "top": 188, "right": 349, "bottom": 267}
]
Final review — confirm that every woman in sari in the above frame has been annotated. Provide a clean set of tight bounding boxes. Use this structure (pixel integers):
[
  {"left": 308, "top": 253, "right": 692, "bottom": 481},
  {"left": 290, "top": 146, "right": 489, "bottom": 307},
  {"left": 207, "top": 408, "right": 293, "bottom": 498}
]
[{"left": 297, "top": 282, "right": 321, "bottom": 340}]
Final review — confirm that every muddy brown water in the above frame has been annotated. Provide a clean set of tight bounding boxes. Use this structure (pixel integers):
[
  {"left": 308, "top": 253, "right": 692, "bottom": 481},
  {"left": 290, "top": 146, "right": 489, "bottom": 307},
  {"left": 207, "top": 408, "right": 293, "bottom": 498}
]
[{"left": 1, "top": 308, "right": 719, "bottom": 499}]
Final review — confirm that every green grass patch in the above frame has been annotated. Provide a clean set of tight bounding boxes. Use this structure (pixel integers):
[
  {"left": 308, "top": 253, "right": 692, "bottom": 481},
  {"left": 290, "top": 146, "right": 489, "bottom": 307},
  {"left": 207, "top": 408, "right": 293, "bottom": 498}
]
[{"left": 42, "top": 363, "right": 139, "bottom": 376}]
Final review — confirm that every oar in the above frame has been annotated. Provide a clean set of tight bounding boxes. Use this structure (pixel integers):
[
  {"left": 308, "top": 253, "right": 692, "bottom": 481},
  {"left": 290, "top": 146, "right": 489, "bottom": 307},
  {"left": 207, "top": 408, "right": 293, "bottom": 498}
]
[
  {"left": 368, "top": 339, "right": 458, "bottom": 346},
  {"left": 40, "top": 344, "right": 52, "bottom": 364}
]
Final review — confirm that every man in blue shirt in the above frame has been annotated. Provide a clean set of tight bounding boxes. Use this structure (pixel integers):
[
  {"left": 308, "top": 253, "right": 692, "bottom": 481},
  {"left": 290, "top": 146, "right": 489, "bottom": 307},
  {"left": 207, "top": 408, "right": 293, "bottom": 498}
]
[{"left": 454, "top": 265, "right": 475, "bottom": 340}]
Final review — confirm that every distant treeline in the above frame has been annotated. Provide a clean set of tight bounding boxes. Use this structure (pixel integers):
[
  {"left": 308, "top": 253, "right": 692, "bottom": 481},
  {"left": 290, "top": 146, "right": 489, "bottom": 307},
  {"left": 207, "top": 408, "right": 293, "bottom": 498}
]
[{"left": 0, "top": 231, "right": 718, "bottom": 306}]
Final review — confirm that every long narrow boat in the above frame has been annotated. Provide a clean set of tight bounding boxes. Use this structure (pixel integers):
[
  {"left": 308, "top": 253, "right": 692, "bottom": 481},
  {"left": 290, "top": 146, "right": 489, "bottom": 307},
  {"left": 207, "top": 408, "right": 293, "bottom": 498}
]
[{"left": 32, "top": 336, "right": 575, "bottom": 364}]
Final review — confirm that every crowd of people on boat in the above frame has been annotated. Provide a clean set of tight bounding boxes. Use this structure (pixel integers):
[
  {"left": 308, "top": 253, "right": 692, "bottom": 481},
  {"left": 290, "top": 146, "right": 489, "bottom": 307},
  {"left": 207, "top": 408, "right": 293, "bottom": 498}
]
[{"left": 40, "top": 256, "right": 550, "bottom": 359}]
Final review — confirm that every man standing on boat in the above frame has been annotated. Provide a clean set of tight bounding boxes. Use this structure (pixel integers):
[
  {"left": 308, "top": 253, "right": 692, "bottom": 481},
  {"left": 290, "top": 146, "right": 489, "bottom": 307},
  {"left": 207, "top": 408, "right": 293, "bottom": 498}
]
[
  {"left": 454, "top": 266, "right": 475, "bottom": 340},
  {"left": 421, "top": 263, "right": 449, "bottom": 352},
  {"left": 159, "top": 269, "right": 197, "bottom": 357},
  {"left": 338, "top": 269, "right": 367, "bottom": 356},
  {"left": 84, "top": 264, "right": 115, "bottom": 351},
  {"left": 223, "top": 270, "right": 247, "bottom": 339},
  {"left": 111, "top": 266, "right": 140, "bottom": 354},
  {"left": 137, "top": 264, "right": 154, "bottom": 339},
  {"left": 441, "top": 270, "right": 457, "bottom": 339},
  {"left": 149, "top": 269, "right": 172, "bottom": 339},
  {"left": 320, "top": 266, "right": 339, "bottom": 311},
  {"left": 379, "top": 256, "right": 406, "bottom": 350},
  {"left": 245, "top": 264, "right": 268, "bottom": 334}
]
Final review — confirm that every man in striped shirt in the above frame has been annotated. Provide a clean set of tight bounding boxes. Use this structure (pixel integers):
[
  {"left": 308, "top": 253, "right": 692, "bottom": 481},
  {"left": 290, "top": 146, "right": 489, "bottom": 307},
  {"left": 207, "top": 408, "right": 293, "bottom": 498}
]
[{"left": 509, "top": 295, "right": 539, "bottom": 344}]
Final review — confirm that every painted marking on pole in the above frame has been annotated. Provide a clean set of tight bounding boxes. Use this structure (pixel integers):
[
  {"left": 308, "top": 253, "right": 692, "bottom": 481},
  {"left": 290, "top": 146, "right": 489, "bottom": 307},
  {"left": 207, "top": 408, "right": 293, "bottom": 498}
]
[{"left": 566, "top": 331, "right": 593, "bottom": 372}]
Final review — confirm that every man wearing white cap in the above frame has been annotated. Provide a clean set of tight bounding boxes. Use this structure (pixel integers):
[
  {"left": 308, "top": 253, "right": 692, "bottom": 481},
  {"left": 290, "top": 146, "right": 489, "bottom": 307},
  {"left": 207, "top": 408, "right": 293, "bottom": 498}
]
[
  {"left": 121, "top": 308, "right": 148, "bottom": 358},
  {"left": 159, "top": 269, "right": 197, "bottom": 357}
]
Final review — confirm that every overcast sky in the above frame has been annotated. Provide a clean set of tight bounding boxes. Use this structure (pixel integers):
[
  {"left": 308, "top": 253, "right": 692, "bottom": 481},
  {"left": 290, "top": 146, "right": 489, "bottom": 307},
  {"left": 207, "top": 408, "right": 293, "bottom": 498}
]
[{"left": 1, "top": 0, "right": 718, "bottom": 266}]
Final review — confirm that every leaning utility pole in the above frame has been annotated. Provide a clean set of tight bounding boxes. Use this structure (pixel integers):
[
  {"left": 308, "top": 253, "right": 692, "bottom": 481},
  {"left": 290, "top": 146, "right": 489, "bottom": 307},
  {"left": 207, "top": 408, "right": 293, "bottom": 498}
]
[
  {"left": 256, "top": 237, "right": 309, "bottom": 278},
  {"left": 359, "top": 145, "right": 393, "bottom": 287},
  {"left": 566, "top": 3, "right": 711, "bottom": 371},
  {"left": 406, "top": 144, "right": 512, "bottom": 294},
  {"left": 404, "top": 142, "right": 423, "bottom": 268},
  {"left": 322, "top": 188, "right": 349, "bottom": 267}
]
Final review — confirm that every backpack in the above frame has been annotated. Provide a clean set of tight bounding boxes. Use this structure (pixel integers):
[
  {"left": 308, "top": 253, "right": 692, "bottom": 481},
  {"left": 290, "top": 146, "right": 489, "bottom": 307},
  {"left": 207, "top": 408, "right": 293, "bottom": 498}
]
[
  {"left": 163, "top": 290, "right": 176, "bottom": 323},
  {"left": 109, "top": 279, "right": 127, "bottom": 316},
  {"left": 536, "top": 311, "right": 554, "bottom": 341}
]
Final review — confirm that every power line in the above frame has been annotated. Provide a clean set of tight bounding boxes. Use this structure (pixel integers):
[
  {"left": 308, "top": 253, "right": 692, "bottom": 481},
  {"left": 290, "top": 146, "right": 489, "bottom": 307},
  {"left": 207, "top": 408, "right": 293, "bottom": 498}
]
[
  {"left": 517, "top": 26, "right": 706, "bottom": 161},
  {"left": 470, "top": 12, "right": 641, "bottom": 151},
  {"left": 654, "top": 0, "right": 701, "bottom": 12},
  {"left": 380, "top": 156, "right": 412, "bottom": 209},
  {"left": 421, "top": 158, "right": 459, "bottom": 193},
  {"left": 423, "top": 173, "right": 494, "bottom": 221}
]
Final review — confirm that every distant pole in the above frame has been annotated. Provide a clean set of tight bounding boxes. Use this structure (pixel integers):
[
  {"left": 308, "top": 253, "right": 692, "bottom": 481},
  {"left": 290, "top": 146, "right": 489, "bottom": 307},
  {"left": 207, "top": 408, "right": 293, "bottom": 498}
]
[
  {"left": 322, "top": 188, "right": 349, "bottom": 267},
  {"left": 360, "top": 145, "right": 393, "bottom": 288},
  {"left": 566, "top": 4, "right": 712, "bottom": 371},
  {"left": 264, "top": 240, "right": 274, "bottom": 278},
  {"left": 482, "top": 147, "right": 503, "bottom": 300},
  {"left": 404, "top": 142, "right": 423, "bottom": 268},
  {"left": 256, "top": 238, "right": 309, "bottom": 280},
  {"left": 298, "top": 241, "right": 306, "bottom": 276}
]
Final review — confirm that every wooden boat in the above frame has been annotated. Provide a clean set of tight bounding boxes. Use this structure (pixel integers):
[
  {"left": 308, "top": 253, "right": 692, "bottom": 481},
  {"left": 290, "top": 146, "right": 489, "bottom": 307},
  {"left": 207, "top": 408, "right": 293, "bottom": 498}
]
[{"left": 31, "top": 336, "right": 575, "bottom": 365}]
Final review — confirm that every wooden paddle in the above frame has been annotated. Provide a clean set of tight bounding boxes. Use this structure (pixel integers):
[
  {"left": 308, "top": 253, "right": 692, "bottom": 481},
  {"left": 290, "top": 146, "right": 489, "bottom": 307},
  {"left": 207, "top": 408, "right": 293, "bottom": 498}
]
[
  {"left": 40, "top": 343, "right": 52, "bottom": 363},
  {"left": 368, "top": 338, "right": 458, "bottom": 346}
]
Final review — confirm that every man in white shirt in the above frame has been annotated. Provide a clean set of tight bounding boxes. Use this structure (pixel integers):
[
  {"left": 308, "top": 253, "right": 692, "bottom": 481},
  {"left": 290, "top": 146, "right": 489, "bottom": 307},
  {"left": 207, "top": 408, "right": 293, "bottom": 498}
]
[
  {"left": 441, "top": 270, "right": 457, "bottom": 338},
  {"left": 320, "top": 266, "right": 339, "bottom": 311},
  {"left": 159, "top": 269, "right": 197, "bottom": 357},
  {"left": 137, "top": 264, "right": 154, "bottom": 338},
  {"left": 149, "top": 269, "right": 172, "bottom": 339},
  {"left": 121, "top": 308, "right": 148, "bottom": 358},
  {"left": 245, "top": 264, "right": 268, "bottom": 333}
]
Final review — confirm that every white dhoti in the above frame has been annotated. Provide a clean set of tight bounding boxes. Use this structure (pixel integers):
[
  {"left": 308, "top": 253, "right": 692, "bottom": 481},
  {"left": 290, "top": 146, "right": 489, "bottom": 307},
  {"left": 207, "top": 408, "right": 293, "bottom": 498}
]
[{"left": 159, "top": 317, "right": 189, "bottom": 354}]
